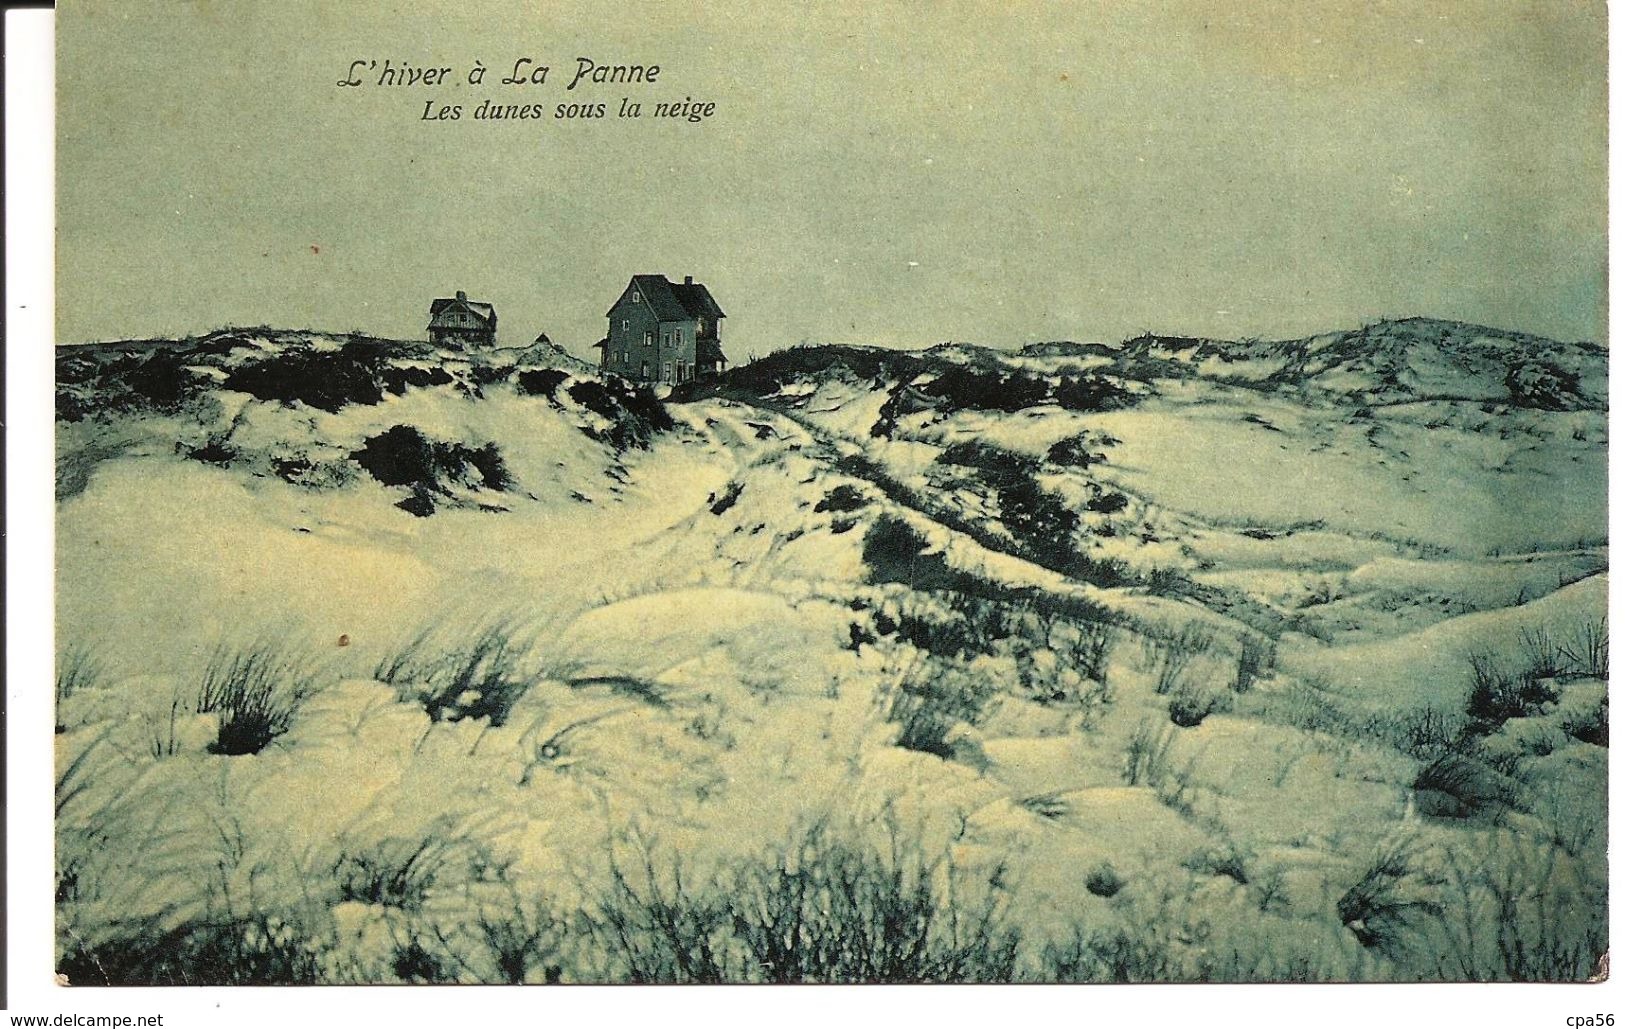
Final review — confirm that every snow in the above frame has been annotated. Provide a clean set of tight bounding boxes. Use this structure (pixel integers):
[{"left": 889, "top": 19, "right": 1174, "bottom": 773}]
[{"left": 54, "top": 327, "right": 1609, "bottom": 984}]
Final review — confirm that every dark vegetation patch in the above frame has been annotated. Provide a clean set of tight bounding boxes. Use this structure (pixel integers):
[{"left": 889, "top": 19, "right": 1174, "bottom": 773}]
[
  {"left": 379, "top": 364, "right": 455, "bottom": 394},
  {"left": 374, "top": 620, "right": 535, "bottom": 726},
  {"left": 813, "top": 484, "right": 868, "bottom": 514},
  {"left": 195, "top": 643, "right": 314, "bottom": 757},
  {"left": 1086, "top": 490, "right": 1130, "bottom": 514},
  {"left": 350, "top": 425, "right": 512, "bottom": 516},
  {"left": 568, "top": 378, "right": 675, "bottom": 451},
  {"left": 57, "top": 914, "right": 322, "bottom": 986},
  {"left": 694, "top": 344, "right": 925, "bottom": 396},
  {"left": 1046, "top": 433, "right": 1111, "bottom": 468},
  {"left": 709, "top": 481, "right": 744, "bottom": 515},
  {"left": 185, "top": 435, "right": 238, "bottom": 466},
  {"left": 920, "top": 366, "right": 1048, "bottom": 413},
  {"left": 57, "top": 349, "right": 205, "bottom": 420},
  {"left": 516, "top": 368, "right": 571, "bottom": 399},
  {"left": 1411, "top": 753, "right": 1510, "bottom": 819},
  {"left": 886, "top": 661, "right": 995, "bottom": 760},
  {"left": 226, "top": 338, "right": 396, "bottom": 412},
  {"left": 846, "top": 453, "right": 1135, "bottom": 588}
]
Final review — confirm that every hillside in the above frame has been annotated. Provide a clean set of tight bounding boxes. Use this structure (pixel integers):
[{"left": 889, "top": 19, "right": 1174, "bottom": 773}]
[{"left": 54, "top": 319, "right": 1607, "bottom": 984}]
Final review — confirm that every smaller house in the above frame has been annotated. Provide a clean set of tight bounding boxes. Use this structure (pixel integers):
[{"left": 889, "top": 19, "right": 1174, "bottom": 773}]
[{"left": 427, "top": 290, "right": 497, "bottom": 347}]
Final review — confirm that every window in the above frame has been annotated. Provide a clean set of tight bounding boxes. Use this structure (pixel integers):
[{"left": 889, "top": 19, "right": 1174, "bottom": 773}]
[
  {"left": 632, "top": 290, "right": 641, "bottom": 302},
  {"left": 644, "top": 331, "right": 654, "bottom": 347},
  {"left": 664, "top": 362, "right": 673, "bottom": 383},
  {"left": 641, "top": 361, "right": 649, "bottom": 378},
  {"left": 621, "top": 319, "right": 629, "bottom": 330}
]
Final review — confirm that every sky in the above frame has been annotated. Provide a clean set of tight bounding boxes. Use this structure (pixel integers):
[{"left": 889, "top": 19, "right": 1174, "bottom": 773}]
[{"left": 56, "top": 0, "right": 1607, "bottom": 360}]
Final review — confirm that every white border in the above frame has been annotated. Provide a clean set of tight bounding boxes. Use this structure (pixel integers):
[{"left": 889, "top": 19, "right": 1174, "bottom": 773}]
[{"left": 7, "top": 5, "right": 1623, "bottom": 1026}]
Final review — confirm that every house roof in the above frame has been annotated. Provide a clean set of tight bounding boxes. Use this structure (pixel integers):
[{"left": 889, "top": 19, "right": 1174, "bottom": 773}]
[
  {"left": 608, "top": 275, "right": 726, "bottom": 322},
  {"left": 428, "top": 294, "right": 497, "bottom": 327}
]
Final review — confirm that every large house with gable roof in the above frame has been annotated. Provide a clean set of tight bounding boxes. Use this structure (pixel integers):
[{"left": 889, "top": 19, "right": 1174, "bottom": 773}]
[{"left": 596, "top": 275, "right": 726, "bottom": 384}]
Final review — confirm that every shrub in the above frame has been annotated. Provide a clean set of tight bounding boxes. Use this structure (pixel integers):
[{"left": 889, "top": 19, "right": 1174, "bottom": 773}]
[
  {"left": 1168, "top": 685, "right": 1226, "bottom": 728},
  {"left": 1142, "top": 622, "right": 1216, "bottom": 696},
  {"left": 1046, "top": 433, "right": 1107, "bottom": 468},
  {"left": 195, "top": 643, "right": 315, "bottom": 756},
  {"left": 55, "top": 643, "right": 106, "bottom": 733},
  {"left": 1068, "top": 620, "right": 1117, "bottom": 686},
  {"left": 1233, "top": 633, "right": 1276, "bottom": 693},
  {"left": 997, "top": 474, "right": 1078, "bottom": 554},
  {"left": 378, "top": 364, "right": 455, "bottom": 394},
  {"left": 936, "top": 440, "right": 1022, "bottom": 472},
  {"left": 861, "top": 516, "right": 956, "bottom": 590},
  {"left": 1052, "top": 374, "right": 1133, "bottom": 412},
  {"left": 921, "top": 366, "right": 1047, "bottom": 413},
  {"left": 57, "top": 913, "right": 323, "bottom": 986},
  {"left": 1390, "top": 706, "right": 1471, "bottom": 761},
  {"left": 567, "top": 378, "right": 674, "bottom": 451},
  {"left": 331, "top": 836, "right": 459, "bottom": 911},
  {"left": 225, "top": 338, "right": 392, "bottom": 412},
  {"left": 1042, "top": 926, "right": 1174, "bottom": 984},
  {"left": 885, "top": 660, "right": 995, "bottom": 761},
  {"left": 813, "top": 484, "right": 868, "bottom": 514},
  {"left": 1561, "top": 695, "right": 1608, "bottom": 747},
  {"left": 708, "top": 481, "right": 744, "bottom": 515},
  {"left": 1560, "top": 618, "right": 1608, "bottom": 680},
  {"left": 1084, "top": 863, "right": 1124, "bottom": 898},
  {"left": 1518, "top": 626, "right": 1568, "bottom": 680},
  {"left": 588, "top": 824, "right": 1020, "bottom": 983},
  {"left": 1123, "top": 720, "right": 1179, "bottom": 787},
  {"left": 122, "top": 350, "right": 202, "bottom": 410},
  {"left": 1336, "top": 836, "right": 1444, "bottom": 957},
  {"left": 1085, "top": 490, "right": 1130, "bottom": 514},
  {"left": 1464, "top": 654, "right": 1559, "bottom": 732},
  {"left": 350, "top": 425, "right": 512, "bottom": 496},
  {"left": 1185, "top": 841, "right": 1251, "bottom": 885},
  {"left": 375, "top": 620, "right": 535, "bottom": 726},
  {"left": 515, "top": 368, "right": 570, "bottom": 399},
  {"left": 1411, "top": 754, "right": 1508, "bottom": 819}
]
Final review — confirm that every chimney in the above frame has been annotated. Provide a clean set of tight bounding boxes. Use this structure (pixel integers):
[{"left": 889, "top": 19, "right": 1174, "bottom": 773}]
[
  {"left": 456, "top": 290, "right": 467, "bottom": 301},
  {"left": 684, "top": 276, "right": 693, "bottom": 285}
]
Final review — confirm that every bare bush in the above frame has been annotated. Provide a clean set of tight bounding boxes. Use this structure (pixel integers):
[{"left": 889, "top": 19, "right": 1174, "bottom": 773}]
[
  {"left": 375, "top": 618, "right": 537, "bottom": 726},
  {"left": 1411, "top": 754, "right": 1509, "bottom": 819},
  {"left": 1336, "top": 836, "right": 1444, "bottom": 958},
  {"left": 195, "top": 642, "right": 316, "bottom": 756},
  {"left": 1233, "top": 632, "right": 1276, "bottom": 693},
  {"left": 1123, "top": 720, "right": 1178, "bottom": 787},
  {"left": 885, "top": 659, "right": 995, "bottom": 762},
  {"left": 1168, "top": 684, "right": 1229, "bottom": 728},
  {"left": 1140, "top": 622, "right": 1216, "bottom": 696},
  {"left": 1438, "top": 834, "right": 1606, "bottom": 982},
  {"left": 56, "top": 643, "right": 107, "bottom": 729},
  {"left": 1560, "top": 618, "right": 1608, "bottom": 680},
  {"left": 1518, "top": 626, "right": 1569, "bottom": 680},
  {"left": 587, "top": 824, "right": 1020, "bottom": 983}
]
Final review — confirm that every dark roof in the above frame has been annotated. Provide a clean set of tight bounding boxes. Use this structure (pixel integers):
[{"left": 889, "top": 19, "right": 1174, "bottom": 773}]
[
  {"left": 428, "top": 294, "right": 496, "bottom": 327},
  {"left": 608, "top": 275, "right": 726, "bottom": 322},
  {"left": 696, "top": 337, "right": 728, "bottom": 366},
  {"left": 671, "top": 281, "right": 725, "bottom": 321}
]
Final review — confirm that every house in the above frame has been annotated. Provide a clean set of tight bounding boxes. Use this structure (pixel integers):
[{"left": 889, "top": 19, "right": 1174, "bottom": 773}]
[
  {"left": 595, "top": 275, "right": 726, "bottom": 384},
  {"left": 427, "top": 290, "right": 497, "bottom": 347}
]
